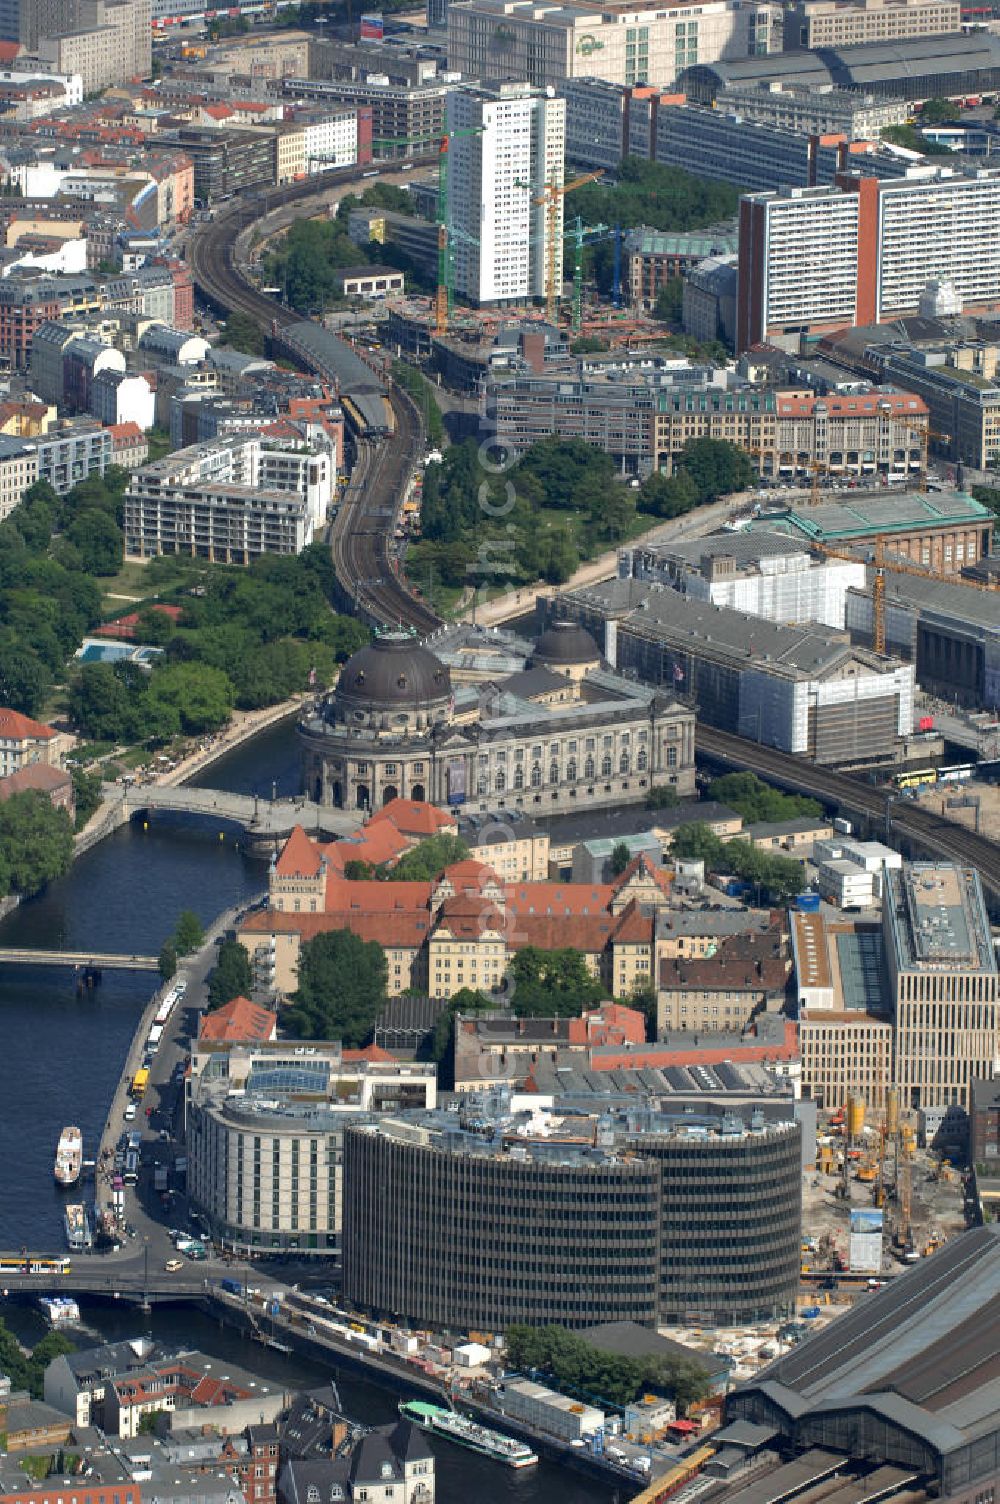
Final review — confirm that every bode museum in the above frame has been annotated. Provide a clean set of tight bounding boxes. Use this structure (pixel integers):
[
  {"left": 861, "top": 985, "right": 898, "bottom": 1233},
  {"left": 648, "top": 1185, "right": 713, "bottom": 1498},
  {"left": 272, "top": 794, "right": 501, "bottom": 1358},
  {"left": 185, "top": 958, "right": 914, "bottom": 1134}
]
[{"left": 298, "top": 619, "right": 696, "bottom": 814}]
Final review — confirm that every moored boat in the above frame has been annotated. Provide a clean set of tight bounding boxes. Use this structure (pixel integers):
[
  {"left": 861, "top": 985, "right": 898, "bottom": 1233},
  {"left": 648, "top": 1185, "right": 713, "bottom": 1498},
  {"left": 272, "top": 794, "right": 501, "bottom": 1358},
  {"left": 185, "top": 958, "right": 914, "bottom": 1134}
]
[
  {"left": 54, "top": 1127, "right": 83, "bottom": 1188},
  {"left": 399, "top": 1400, "right": 538, "bottom": 1468},
  {"left": 63, "top": 1202, "right": 92, "bottom": 1252}
]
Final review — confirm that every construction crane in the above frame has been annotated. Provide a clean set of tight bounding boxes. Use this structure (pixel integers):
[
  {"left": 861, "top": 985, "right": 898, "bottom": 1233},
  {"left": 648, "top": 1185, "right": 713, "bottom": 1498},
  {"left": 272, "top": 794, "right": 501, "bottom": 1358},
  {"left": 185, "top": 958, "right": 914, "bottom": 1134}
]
[
  {"left": 811, "top": 534, "right": 999, "bottom": 656},
  {"left": 374, "top": 126, "right": 486, "bottom": 335},
  {"left": 529, "top": 171, "right": 603, "bottom": 324},
  {"left": 561, "top": 216, "right": 608, "bottom": 330}
]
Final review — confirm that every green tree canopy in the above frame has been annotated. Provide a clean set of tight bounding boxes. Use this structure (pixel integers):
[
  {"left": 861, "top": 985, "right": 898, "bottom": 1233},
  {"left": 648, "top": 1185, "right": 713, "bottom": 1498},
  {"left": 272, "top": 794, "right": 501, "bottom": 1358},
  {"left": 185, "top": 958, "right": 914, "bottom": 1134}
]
[
  {"left": 207, "top": 939, "right": 253, "bottom": 1009},
  {"left": 0, "top": 791, "right": 73, "bottom": 899},
  {"left": 505, "top": 1324, "right": 710, "bottom": 1412},
  {"left": 285, "top": 929, "right": 388, "bottom": 1045},
  {"left": 708, "top": 771, "right": 822, "bottom": 824},
  {"left": 388, "top": 833, "right": 470, "bottom": 881},
  {"left": 508, "top": 947, "right": 605, "bottom": 1017},
  {"left": 158, "top": 941, "right": 178, "bottom": 982},
  {"left": 610, "top": 841, "right": 632, "bottom": 877},
  {"left": 173, "top": 909, "right": 205, "bottom": 956}
]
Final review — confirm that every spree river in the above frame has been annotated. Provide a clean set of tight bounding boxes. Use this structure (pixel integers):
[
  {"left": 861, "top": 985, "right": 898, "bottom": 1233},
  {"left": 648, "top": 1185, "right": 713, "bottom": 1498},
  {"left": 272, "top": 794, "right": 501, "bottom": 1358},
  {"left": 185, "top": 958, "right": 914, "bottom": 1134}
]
[{"left": 0, "top": 721, "right": 617, "bottom": 1504}]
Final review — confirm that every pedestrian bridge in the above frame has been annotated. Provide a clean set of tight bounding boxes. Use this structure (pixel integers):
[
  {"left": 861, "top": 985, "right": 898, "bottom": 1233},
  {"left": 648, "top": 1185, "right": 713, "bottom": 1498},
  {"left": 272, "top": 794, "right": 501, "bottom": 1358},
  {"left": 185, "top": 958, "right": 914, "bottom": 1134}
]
[{"left": 126, "top": 786, "right": 362, "bottom": 842}]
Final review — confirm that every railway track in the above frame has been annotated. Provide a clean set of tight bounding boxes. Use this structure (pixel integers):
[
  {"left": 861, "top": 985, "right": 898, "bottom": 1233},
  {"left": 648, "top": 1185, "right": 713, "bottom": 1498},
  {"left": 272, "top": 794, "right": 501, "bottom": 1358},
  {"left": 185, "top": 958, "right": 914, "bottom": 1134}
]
[
  {"left": 698, "top": 726, "right": 1000, "bottom": 903},
  {"left": 187, "top": 178, "right": 1000, "bottom": 882},
  {"left": 186, "top": 162, "right": 441, "bottom": 635}
]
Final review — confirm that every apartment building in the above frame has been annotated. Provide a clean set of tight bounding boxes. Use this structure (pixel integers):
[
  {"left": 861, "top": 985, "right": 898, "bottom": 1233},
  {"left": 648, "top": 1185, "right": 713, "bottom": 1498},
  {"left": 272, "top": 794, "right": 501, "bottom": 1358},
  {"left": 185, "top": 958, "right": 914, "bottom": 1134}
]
[
  {"left": 37, "top": 0, "right": 152, "bottom": 94},
  {"left": 784, "top": 0, "right": 960, "bottom": 50},
  {"left": 278, "top": 77, "right": 444, "bottom": 164},
  {"left": 35, "top": 420, "right": 111, "bottom": 495},
  {"left": 446, "top": 82, "right": 566, "bottom": 306},
  {"left": 123, "top": 433, "right": 334, "bottom": 563},
  {"left": 738, "top": 167, "right": 1000, "bottom": 352},
  {"left": 883, "top": 864, "right": 1000, "bottom": 1109},
  {"left": 624, "top": 224, "right": 739, "bottom": 309},
  {"left": 0, "top": 434, "right": 37, "bottom": 520},
  {"left": 163, "top": 128, "right": 275, "bottom": 203},
  {"left": 448, "top": 0, "right": 777, "bottom": 92}
]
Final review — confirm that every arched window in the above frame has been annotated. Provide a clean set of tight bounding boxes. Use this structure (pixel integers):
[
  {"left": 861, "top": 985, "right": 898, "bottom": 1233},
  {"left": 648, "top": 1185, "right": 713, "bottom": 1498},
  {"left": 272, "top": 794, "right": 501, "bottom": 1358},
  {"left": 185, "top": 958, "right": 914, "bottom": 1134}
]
[
  {"left": 531, "top": 763, "right": 542, "bottom": 788},
  {"left": 637, "top": 748, "right": 647, "bottom": 772},
  {"left": 513, "top": 765, "right": 524, "bottom": 790},
  {"left": 495, "top": 769, "right": 506, "bottom": 792},
  {"left": 584, "top": 755, "right": 595, "bottom": 780},
  {"left": 477, "top": 773, "right": 488, "bottom": 796},
  {"left": 566, "top": 758, "right": 577, "bottom": 782},
  {"left": 549, "top": 762, "right": 559, "bottom": 785},
  {"left": 601, "top": 754, "right": 612, "bottom": 778},
  {"left": 619, "top": 752, "right": 630, "bottom": 774}
]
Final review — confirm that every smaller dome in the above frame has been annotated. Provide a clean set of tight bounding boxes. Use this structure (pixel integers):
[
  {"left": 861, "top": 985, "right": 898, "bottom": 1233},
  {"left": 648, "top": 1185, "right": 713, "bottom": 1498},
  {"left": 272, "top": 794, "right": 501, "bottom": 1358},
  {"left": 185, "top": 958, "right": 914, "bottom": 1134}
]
[{"left": 532, "top": 620, "right": 601, "bottom": 666}]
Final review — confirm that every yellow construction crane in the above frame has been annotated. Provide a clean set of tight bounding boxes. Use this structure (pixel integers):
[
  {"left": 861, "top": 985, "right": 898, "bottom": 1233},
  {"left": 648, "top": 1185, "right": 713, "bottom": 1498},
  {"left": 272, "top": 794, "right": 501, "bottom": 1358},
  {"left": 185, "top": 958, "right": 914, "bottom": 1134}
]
[
  {"left": 811, "top": 535, "right": 999, "bottom": 656},
  {"left": 531, "top": 171, "right": 603, "bottom": 324}
]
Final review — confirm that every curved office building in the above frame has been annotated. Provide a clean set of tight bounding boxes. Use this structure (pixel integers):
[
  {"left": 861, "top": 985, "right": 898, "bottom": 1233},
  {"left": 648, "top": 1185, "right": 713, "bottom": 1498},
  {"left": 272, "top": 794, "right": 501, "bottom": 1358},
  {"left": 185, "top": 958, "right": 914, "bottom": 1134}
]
[{"left": 343, "top": 1104, "right": 801, "bottom": 1331}]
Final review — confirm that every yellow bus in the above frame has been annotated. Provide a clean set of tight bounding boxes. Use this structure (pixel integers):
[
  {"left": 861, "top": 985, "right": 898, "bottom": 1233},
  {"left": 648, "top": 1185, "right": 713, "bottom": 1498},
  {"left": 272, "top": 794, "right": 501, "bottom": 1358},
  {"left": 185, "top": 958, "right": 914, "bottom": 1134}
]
[{"left": 131, "top": 1067, "right": 150, "bottom": 1099}]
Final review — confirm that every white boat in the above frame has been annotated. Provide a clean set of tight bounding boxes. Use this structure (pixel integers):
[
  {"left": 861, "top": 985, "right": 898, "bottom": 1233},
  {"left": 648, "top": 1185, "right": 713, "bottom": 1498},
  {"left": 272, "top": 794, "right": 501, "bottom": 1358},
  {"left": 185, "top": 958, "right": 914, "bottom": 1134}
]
[
  {"left": 399, "top": 1401, "right": 538, "bottom": 1468},
  {"left": 63, "top": 1203, "right": 92, "bottom": 1252},
  {"left": 54, "top": 1126, "right": 83, "bottom": 1188},
  {"left": 39, "top": 1296, "right": 81, "bottom": 1328}
]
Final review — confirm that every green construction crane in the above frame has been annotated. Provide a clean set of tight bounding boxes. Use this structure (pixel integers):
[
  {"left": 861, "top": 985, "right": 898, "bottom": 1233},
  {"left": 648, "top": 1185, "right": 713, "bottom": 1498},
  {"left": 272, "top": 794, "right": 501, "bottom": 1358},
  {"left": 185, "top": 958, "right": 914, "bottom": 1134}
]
[
  {"left": 566, "top": 215, "right": 608, "bottom": 331},
  {"left": 373, "top": 127, "right": 486, "bottom": 332}
]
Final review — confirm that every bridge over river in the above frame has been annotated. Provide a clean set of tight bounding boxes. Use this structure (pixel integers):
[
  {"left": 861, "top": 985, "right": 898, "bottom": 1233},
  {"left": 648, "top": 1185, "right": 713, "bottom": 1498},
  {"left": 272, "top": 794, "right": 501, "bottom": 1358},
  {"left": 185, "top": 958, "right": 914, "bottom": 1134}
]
[{"left": 120, "top": 785, "right": 363, "bottom": 848}]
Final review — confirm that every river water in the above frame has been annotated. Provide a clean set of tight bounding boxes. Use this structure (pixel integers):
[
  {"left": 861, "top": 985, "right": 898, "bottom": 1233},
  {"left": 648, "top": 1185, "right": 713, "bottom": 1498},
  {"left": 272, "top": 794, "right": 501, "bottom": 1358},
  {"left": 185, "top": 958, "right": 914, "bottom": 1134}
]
[{"left": 0, "top": 720, "right": 616, "bottom": 1504}]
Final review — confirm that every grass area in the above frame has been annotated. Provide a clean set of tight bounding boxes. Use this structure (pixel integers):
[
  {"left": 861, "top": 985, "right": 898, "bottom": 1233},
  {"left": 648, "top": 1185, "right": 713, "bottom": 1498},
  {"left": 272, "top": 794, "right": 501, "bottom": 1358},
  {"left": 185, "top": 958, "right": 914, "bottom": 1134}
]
[{"left": 98, "top": 559, "right": 154, "bottom": 613}]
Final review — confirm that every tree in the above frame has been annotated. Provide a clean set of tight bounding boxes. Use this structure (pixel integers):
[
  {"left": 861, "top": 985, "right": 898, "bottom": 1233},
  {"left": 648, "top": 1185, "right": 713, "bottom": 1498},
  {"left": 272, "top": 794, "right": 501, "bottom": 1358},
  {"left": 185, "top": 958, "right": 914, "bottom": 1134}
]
[
  {"left": 0, "top": 637, "right": 52, "bottom": 717},
  {"left": 147, "top": 662, "right": 234, "bottom": 735},
  {"left": 285, "top": 929, "right": 388, "bottom": 1045},
  {"left": 0, "top": 792, "right": 74, "bottom": 898},
  {"left": 653, "top": 276, "right": 684, "bottom": 326},
  {"left": 508, "top": 947, "right": 605, "bottom": 1018},
  {"left": 173, "top": 909, "right": 205, "bottom": 956},
  {"left": 638, "top": 469, "right": 699, "bottom": 521},
  {"left": 70, "top": 766, "right": 104, "bottom": 830},
  {"left": 158, "top": 941, "right": 178, "bottom": 982},
  {"left": 222, "top": 310, "right": 265, "bottom": 356},
  {"left": 504, "top": 1324, "right": 710, "bottom": 1412},
  {"left": 68, "top": 662, "right": 142, "bottom": 743},
  {"left": 427, "top": 986, "right": 496, "bottom": 1087},
  {"left": 919, "top": 96, "right": 956, "bottom": 123},
  {"left": 610, "top": 841, "right": 632, "bottom": 877},
  {"left": 344, "top": 859, "right": 375, "bottom": 881},
  {"left": 646, "top": 785, "right": 679, "bottom": 810},
  {"left": 207, "top": 939, "right": 253, "bottom": 1009},
  {"left": 708, "top": 771, "right": 822, "bottom": 824},
  {"left": 676, "top": 437, "right": 754, "bottom": 503},
  {"left": 389, "top": 833, "right": 470, "bottom": 881},
  {"left": 669, "top": 822, "right": 724, "bottom": 864},
  {"left": 65, "top": 509, "right": 123, "bottom": 575}
]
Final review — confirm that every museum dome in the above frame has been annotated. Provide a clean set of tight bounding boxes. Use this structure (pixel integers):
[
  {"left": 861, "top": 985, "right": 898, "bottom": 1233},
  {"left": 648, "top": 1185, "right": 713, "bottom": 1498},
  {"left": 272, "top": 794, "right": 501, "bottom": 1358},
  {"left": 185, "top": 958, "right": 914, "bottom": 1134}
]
[
  {"left": 532, "top": 619, "right": 601, "bottom": 667},
  {"left": 334, "top": 631, "right": 452, "bottom": 717}
]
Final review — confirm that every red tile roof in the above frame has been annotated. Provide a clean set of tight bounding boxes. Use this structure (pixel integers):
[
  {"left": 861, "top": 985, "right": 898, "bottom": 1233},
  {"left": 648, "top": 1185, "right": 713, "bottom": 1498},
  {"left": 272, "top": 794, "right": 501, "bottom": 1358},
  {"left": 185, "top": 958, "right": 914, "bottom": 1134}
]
[
  {"left": 0, "top": 763, "right": 71, "bottom": 800},
  {"left": 274, "top": 824, "right": 327, "bottom": 878},
  {"left": 94, "top": 603, "right": 182, "bottom": 641},
  {"left": 0, "top": 707, "right": 56, "bottom": 741},
  {"left": 199, "top": 996, "right": 276, "bottom": 1044},
  {"left": 369, "top": 797, "right": 456, "bottom": 838}
]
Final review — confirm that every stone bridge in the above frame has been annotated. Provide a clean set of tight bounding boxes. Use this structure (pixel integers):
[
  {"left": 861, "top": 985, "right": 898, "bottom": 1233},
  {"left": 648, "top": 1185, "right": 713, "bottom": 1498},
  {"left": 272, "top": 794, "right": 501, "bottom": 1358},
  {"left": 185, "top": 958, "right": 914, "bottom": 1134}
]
[{"left": 123, "top": 785, "right": 362, "bottom": 848}]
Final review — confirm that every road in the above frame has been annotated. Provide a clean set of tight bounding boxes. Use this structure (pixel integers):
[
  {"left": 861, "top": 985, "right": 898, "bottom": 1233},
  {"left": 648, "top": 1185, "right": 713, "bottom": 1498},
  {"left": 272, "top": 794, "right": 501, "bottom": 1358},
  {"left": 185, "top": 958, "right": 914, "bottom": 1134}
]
[{"left": 465, "top": 493, "right": 748, "bottom": 627}]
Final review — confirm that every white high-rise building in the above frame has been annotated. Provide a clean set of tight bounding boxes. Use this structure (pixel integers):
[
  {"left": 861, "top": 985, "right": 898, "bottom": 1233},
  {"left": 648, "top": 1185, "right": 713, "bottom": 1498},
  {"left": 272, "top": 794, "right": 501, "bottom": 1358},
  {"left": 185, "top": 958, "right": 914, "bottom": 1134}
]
[{"left": 446, "top": 82, "right": 566, "bottom": 306}]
